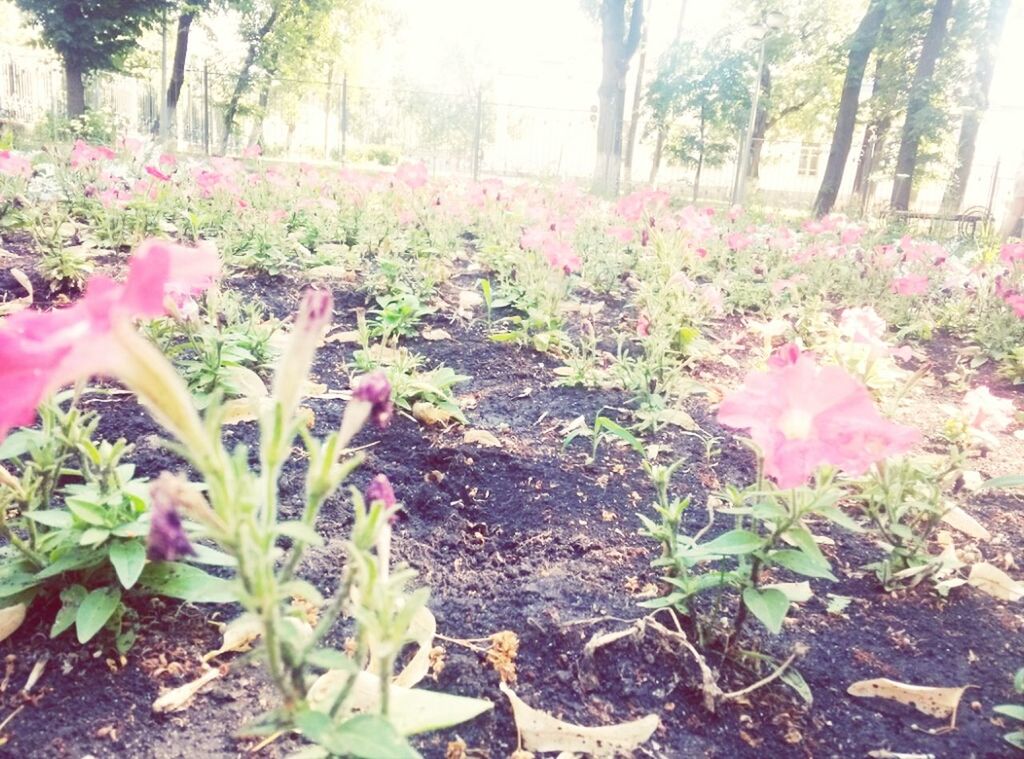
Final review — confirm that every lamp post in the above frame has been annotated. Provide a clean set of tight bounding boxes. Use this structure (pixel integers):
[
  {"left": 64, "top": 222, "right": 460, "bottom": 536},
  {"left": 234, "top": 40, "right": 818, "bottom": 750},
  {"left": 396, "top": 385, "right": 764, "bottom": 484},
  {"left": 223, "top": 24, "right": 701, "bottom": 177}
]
[{"left": 731, "top": 10, "right": 784, "bottom": 206}]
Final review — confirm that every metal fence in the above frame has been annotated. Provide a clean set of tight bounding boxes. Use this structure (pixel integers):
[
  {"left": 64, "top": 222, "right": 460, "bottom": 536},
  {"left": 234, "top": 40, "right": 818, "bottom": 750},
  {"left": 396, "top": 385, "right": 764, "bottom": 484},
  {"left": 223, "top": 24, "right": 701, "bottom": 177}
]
[{"left": 0, "top": 44, "right": 1018, "bottom": 223}]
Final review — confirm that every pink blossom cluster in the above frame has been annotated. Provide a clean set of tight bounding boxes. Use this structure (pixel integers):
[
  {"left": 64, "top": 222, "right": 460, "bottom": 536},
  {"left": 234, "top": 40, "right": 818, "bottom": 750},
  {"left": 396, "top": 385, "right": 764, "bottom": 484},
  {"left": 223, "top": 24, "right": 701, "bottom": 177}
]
[
  {"left": 0, "top": 151, "right": 31, "bottom": 179},
  {"left": 718, "top": 344, "right": 920, "bottom": 488},
  {"left": 0, "top": 239, "right": 219, "bottom": 441}
]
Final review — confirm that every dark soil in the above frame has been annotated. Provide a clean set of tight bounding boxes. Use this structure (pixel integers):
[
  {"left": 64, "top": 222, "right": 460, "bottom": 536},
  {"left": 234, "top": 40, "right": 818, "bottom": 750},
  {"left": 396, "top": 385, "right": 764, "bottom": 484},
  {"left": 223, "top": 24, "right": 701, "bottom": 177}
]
[{"left": 0, "top": 248, "right": 1022, "bottom": 758}]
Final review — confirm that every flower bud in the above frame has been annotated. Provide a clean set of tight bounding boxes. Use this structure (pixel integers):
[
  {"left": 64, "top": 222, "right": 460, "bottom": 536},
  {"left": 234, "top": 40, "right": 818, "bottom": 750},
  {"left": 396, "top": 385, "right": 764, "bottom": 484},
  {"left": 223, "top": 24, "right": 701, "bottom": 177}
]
[
  {"left": 146, "top": 473, "right": 197, "bottom": 562},
  {"left": 272, "top": 290, "right": 333, "bottom": 420},
  {"left": 352, "top": 371, "right": 393, "bottom": 429},
  {"left": 365, "top": 473, "right": 396, "bottom": 509}
]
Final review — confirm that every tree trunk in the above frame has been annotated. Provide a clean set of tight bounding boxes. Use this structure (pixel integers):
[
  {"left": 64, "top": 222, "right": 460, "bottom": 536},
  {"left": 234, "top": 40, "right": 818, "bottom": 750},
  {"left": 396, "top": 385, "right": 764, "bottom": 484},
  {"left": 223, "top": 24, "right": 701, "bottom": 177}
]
[
  {"left": 647, "top": 0, "right": 686, "bottom": 186},
  {"left": 220, "top": 7, "right": 280, "bottom": 154},
  {"left": 622, "top": 2, "right": 649, "bottom": 191},
  {"left": 940, "top": 0, "right": 1010, "bottom": 213},
  {"left": 649, "top": 127, "right": 665, "bottom": 184},
  {"left": 693, "top": 110, "right": 706, "bottom": 202},
  {"left": 748, "top": 65, "right": 771, "bottom": 180},
  {"left": 592, "top": 0, "right": 644, "bottom": 197},
  {"left": 247, "top": 83, "right": 271, "bottom": 147},
  {"left": 164, "top": 12, "right": 194, "bottom": 143},
  {"left": 812, "top": 0, "right": 887, "bottom": 217},
  {"left": 64, "top": 59, "right": 86, "bottom": 119},
  {"left": 890, "top": 0, "right": 954, "bottom": 211}
]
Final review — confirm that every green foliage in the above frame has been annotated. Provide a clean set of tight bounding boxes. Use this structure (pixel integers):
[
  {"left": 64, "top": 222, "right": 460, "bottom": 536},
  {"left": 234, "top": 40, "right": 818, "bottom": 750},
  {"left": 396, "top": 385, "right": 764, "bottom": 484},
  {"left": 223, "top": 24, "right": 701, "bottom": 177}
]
[
  {"left": 995, "top": 667, "right": 1024, "bottom": 750},
  {"left": 13, "top": 0, "right": 174, "bottom": 74},
  {"left": 0, "top": 400, "right": 224, "bottom": 650},
  {"left": 646, "top": 39, "right": 750, "bottom": 171},
  {"left": 145, "top": 290, "right": 280, "bottom": 407}
]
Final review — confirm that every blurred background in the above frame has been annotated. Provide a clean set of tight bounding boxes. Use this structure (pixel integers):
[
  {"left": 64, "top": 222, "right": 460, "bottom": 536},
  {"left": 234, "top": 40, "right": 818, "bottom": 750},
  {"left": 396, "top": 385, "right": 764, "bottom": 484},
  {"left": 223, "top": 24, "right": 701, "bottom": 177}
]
[{"left": 1, "top": 0, "right": 1022, "bottom": 222}]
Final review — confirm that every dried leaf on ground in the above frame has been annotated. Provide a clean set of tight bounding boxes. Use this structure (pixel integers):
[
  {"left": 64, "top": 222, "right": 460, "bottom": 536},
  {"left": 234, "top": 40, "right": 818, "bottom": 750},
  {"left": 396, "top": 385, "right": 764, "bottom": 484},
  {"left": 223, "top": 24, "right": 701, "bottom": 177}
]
[
  {"left": 458, "top": 290, "right": 483, "bottom": 311},
  {"left": 221, "top": 397, "right": 262, "bottom": 425},
  {"left": 203, "top": 613, "right": 262, "bottom": 662},
  {"left": 0, "top": 604, "right": 26, "bottom": 644},
  {"left": 324, "top": 328, "right": 361, "bottom": 344},
  {"left": 152, "top": 667, "right": 222, "bottom": 713},
  {"left": 413, "top": 401, "right": 456, "bottom": 427},
  {"left": 967, "top": 562, "right": 1024, "bottom": 601},
  {"left": 940, "top": 506, "right": 991, "bottom": 541},
  {"left": 847, "top": 678, "right": 970, "bottom": 720},
  {"left": 499, "top": 682, "right": 659, "bottom": 756},
  {"left": 375, "top": 607, "right": 436, "bottom": 689},
  {"left": 463, "top": 429, "right": 501, "bottom": 448},
  {"left": 423, "top": 328, "right": 452, "bottom": 341},
  {"left": 0, "top": 269, "right": 33, "bottom": 316}
]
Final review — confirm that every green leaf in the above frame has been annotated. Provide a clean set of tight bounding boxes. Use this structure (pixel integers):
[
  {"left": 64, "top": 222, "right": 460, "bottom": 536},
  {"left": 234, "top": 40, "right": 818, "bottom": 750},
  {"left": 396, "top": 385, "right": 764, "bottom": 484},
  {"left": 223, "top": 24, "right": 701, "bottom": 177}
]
[
  {"left": 981, "top": 474, "right": 1024, "bottom": 490},
  {"left": 51, "top": 584, "right": 87, "bottom": 638},
  {"left": 276, "top": 521, "right": 324, "bottom": 546},
  {"left": 34, "top": 549, "right": 105, "bottom": 580},
  {"left": 994, "top": 705, "right": 1024, "bottom": 721},
  {"left": 109, "top": 540, "right": 146, "bottom": 589},
  {"left": 1005, "top": 730, "right": 1024, "bottom": 749},
  {"left": 186, "top": 543, "right": 237, "bottom": 567},
  {"left": 742, "top": 587, "right": 789, "bottom": 634},
  {"left": 75, "top": 587, "right": 121, "bottom": 644},
  {"left": 23, "top": 510, "right": 74, "bottom": 529},
  {"left": 768, "top": 549, "right": 837, "bottom": 581},
  {"left": 816, "top": 504, "right": 864, "bottom": 533},
  {"left": 65, "top": 498, "right": 109, "bottom": 527},
  {"left": 780, "top": 666, "right": 813, "bottom": 706},
  {"left": 139, "top": 563, "right": 236, "bottom": 603},
  {"left": 78, "top": 527, "right": 111, "bottom": 547},
  {"left": 305, "top": 648, "right": 360, "bottom": 672},
  {"left": 691, "top": 529, "right": 764, "bottom": 557},
  {"left": 0, "top": 430, "right": 37, "bottom": 460},
  {"left": 295, "top": 711, "right": 419, "bottom": 759}
]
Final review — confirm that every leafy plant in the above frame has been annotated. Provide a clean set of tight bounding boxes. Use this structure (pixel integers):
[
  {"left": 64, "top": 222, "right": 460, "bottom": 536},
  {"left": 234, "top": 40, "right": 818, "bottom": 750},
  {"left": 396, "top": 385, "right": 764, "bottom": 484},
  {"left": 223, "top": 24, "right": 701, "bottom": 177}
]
[
  {"left": 995, "top": 667, "right": 1024, "bottom": 750},
  {"left": 0, "top": 399, "right": 229, "bottom": 650}
]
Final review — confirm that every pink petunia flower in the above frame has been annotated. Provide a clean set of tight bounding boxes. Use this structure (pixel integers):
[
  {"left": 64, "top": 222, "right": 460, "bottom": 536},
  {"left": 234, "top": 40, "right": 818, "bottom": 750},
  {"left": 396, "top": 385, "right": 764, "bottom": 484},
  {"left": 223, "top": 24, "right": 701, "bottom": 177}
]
[
  {"left": 606, "top": 225, "right": 634, "bottom": 243},
  {"left": 1000, "top": 242, "right": 1024, "bottom": 266},
  {"left": 717, "top": 345, "right": 920, "bottom": 488},
  {"left": 395, "top": 161, "right": 428, "bottom": 190},
  {"left": 0, "top": 151, "right": 31, "bottom": 179},
  {"left": 540, "top": 237, "right": 581, "bottom": 274},
  {"left": 891, "top": 275, "right": 929, "bottom": 296},
  {"left": 838, "top": 307, "right": 887, "bottom": 347},
  {"left": 146, "top": 165, "right": 172, "bottom": 182},
  {"left": 0, "top": 240, "right": 220, "bottom": 441},
  {"left": 962, "top": 386, "right": 1014, "bottom": 441}
]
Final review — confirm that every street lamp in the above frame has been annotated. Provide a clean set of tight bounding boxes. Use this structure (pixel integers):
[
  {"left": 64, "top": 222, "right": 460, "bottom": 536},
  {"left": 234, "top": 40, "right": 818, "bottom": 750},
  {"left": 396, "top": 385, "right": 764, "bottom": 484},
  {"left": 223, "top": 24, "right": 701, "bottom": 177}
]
[{"left": 731, "top": 10, "right": 784, "bottom": 206}]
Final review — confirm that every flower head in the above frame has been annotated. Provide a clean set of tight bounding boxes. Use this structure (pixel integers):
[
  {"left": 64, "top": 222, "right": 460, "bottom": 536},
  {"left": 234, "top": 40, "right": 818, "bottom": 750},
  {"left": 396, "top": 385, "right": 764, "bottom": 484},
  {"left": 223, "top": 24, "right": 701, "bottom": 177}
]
[
  {"left": 146, "top": 474, "right": 197, "bottom": 562},
  {"left": 365, "top": 473, "right": 397, "bottom": 509},
  {"left": 892, "top": 274, "right": 929, "bottom": 296},
  {"left": 0, "top": 239, "right": 220, "bottom": 441},
  {"left": 352, "top": 371, "right": 393, "bottom": 428},
  {"left": 395, "top": 161, "right": 427, "bottom": 190},
  {"left": 961, "top": 386, "right": 1014, "bottom": 445},
  {"left": 718, "top": 346, "right": 919, "bottom": 488}
]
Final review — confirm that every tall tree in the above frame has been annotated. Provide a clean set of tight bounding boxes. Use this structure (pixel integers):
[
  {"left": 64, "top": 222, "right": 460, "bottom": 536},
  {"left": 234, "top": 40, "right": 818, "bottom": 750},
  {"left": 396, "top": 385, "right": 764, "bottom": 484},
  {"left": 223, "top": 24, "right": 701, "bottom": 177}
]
[
  {"left": 14, "top": 0, "right": 173, "bottom": 118},
  {"left": 164, "top": 2, "right": 211, "bottom": 144},
  {"left": 648, "top": 0, "right": 687, "bottom": 184},
  {"left": 621, "top": 0, "right": 649, "bottom": 191},
  {"left": 890, "top": 0, "right": 954, "bottom": 211},
  {"left": 939, "top": 0, "right": 1010, "bottom": 212},
  {"left": 646, "top": 40, "right": 749, "bottom": 201},
  {"left": 812, "top": 0, "right": 887, "bottom": 217},
  {"left": 592, "top": 0, "right": 644, "bottom": 196}
]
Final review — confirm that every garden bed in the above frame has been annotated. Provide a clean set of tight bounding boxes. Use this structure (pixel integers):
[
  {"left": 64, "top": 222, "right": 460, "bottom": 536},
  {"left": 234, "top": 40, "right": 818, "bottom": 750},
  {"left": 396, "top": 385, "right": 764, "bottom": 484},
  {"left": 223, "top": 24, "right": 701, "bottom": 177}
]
[{"left": 0, "top": 152, "right": 1021, "bottom": 758}]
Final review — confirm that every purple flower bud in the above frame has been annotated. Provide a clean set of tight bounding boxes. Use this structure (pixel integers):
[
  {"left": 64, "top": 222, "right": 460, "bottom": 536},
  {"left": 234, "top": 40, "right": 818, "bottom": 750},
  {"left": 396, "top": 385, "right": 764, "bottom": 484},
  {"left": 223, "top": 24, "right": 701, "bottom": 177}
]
[
  {"left": 365, "top": 473, "right": 396, "bottom": 509},
  {"left": 146, "top": 478, "right": 196, "bottom": 562},
  {"left": 352, "top": 371, "right": 393, "bottom": 428}
]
